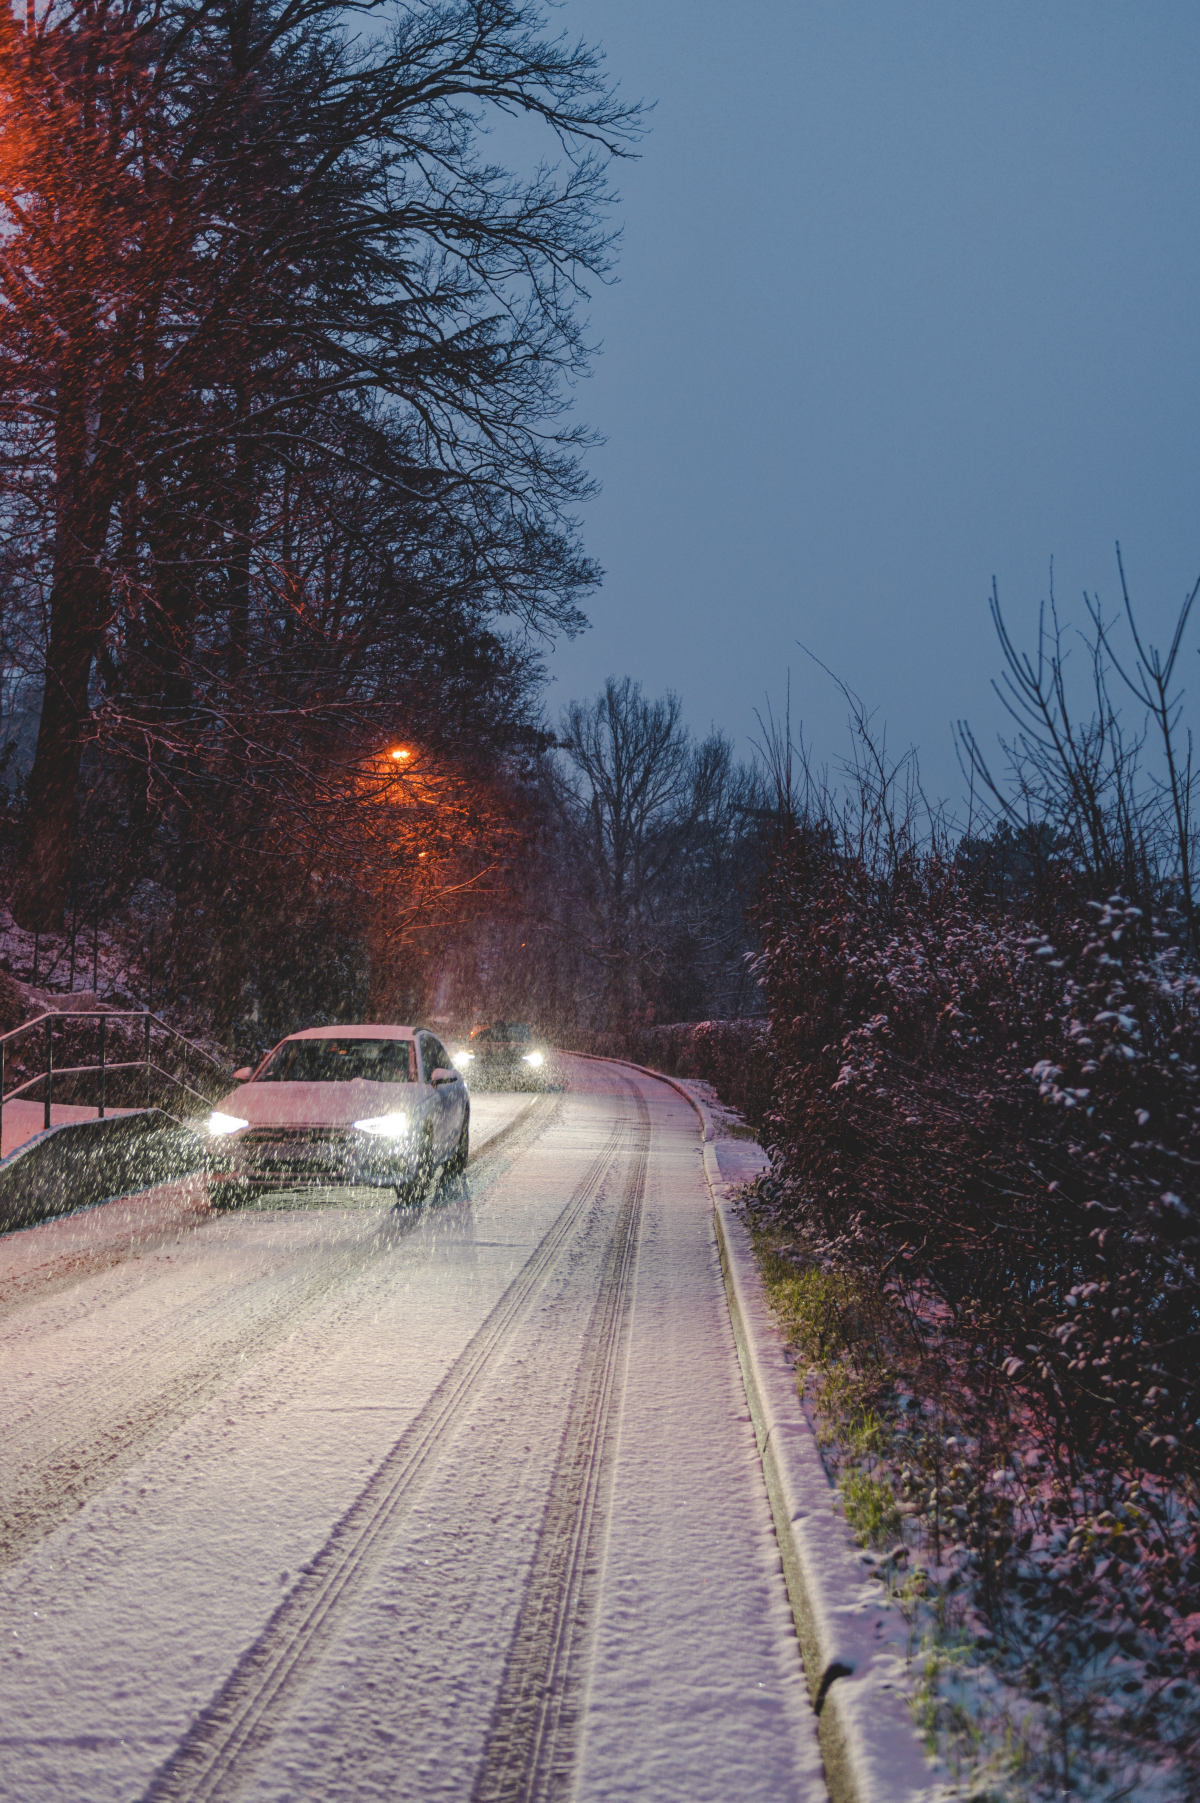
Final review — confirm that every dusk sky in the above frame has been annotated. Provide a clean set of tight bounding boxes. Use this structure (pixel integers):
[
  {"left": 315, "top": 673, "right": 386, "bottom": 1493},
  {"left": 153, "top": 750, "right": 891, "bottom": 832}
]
[{"left": 543, "top": 1, "right": 1200, "bottom": 803}]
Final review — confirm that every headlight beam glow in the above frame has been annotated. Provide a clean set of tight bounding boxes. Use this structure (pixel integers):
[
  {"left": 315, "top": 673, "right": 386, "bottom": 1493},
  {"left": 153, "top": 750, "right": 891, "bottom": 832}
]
[
  {"left": 208, "top": 1111, "right": 250, "bottom": 1135},
  {"left": 353, "top": 1112, "right": 410, "bottom": 1137}
]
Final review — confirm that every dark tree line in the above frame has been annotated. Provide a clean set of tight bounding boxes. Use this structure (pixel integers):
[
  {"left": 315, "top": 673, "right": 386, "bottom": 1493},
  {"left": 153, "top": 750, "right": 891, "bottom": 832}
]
[
  {"left": 546, "top": 677, "right": 762, "bottom": 1027},
  {"left": 424, "top": 676, "right": 766, "bottom": 1038},
  {"left": 0, "top": 0, "right": 637, "bottom": 971}
]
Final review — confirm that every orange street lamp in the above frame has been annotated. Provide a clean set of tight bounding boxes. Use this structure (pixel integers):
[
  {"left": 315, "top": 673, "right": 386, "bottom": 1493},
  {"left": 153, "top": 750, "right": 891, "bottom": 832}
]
[{"left": 390, "top": 747, "right": 411, "bottom": 762}]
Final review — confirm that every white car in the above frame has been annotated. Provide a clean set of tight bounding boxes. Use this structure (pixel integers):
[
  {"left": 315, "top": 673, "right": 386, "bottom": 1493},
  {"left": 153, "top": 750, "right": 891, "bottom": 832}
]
[{"left": 204, "top": 1024, "right": 468, "bottom": 1204}]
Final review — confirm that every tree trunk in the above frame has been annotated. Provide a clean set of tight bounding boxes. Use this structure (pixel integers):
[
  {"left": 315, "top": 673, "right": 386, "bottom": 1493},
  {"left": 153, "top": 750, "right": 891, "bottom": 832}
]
[
  {"left": 12, "top": 600, "right": 100, "bottom": 930},
  {"left": 228, "top": 382, "right": 254, "bottom": 681},
  {"left": 12, "top": 288, "right": 119, "bottom": 929}
]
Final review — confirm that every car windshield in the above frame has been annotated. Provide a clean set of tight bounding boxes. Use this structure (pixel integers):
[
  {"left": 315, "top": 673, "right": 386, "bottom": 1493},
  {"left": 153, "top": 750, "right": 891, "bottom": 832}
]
[
  {"left": 255, "top": 1038, "right": 413, "bottom": 1083},
  {"left": 471, "top": 1022, "right": 532, "bottom": 1043}
]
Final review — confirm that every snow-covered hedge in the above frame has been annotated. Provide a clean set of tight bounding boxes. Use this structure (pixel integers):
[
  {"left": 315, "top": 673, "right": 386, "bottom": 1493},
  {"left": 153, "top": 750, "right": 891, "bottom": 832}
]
[
  {"left": 753, "top": 842, "right": 1200, "bottom": 1749},
  {"left": 757, "top": 851, "right": 1200, "bottom": 1493}
]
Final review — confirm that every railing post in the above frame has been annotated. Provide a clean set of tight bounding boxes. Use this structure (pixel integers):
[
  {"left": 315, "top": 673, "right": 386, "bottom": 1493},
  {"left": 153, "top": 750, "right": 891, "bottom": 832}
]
[
  {"left": 1, "top": 1033, "right": 6, "bottom": 1152},
  {"left": 144, "top": 1010, "right": 151, "bottom": 1110},
  {"left": 44, "top": 1015, "right": 52, "bottom": 1131},
  {"left": 98, "top": 1014, "right": 106, "bottom": 1120}
]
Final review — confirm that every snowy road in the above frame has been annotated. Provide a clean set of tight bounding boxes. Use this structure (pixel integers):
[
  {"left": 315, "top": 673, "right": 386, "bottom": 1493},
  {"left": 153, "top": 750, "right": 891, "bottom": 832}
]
[{"left": 0, "top": 1058, "right": 827, "bottom": 1802}]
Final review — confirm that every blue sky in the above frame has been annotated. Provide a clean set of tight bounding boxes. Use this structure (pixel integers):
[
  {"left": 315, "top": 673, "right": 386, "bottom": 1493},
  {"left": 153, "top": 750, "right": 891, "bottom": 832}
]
[{"left": 541, "top": 1, "right": 1200, "bottom": 803}]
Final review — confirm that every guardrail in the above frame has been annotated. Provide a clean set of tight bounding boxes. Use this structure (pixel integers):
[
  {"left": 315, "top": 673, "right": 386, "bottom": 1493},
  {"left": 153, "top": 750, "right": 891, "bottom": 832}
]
[{"left": 0, "top": 1009, "right": 229, "bottom": 1133}]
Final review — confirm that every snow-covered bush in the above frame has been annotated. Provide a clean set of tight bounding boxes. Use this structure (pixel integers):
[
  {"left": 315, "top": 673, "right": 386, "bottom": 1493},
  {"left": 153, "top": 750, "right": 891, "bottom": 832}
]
[{"left": 755, "top": 838, "right": 1200, "bottom": 1628}]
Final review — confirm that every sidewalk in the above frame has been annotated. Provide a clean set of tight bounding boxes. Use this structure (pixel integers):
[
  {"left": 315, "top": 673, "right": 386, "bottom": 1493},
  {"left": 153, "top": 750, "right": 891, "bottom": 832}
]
[{"left": 1, "top": 1099, "right": 137, "bottom": 1161}]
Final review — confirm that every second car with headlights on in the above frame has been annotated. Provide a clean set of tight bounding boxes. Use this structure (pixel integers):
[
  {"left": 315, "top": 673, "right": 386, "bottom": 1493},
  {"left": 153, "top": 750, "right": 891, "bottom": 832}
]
[
  {"left": 453, "top": 1021, "right": 548, "bottom": 1090},
  {"left": 205, "top": 1024, "right": 467, "bottom": 1204}
]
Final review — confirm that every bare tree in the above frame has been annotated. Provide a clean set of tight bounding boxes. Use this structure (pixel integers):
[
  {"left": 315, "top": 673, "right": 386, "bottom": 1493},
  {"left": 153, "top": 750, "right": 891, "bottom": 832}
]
[
  {"left": 955, "top": 550, "right": 1200, "bottom": 939},
  {"left": 548, "top": 676, "right": 759, "bottom": 1027},
  {"left": 0, "top": 0, "right": 639, "bottom": 925}
]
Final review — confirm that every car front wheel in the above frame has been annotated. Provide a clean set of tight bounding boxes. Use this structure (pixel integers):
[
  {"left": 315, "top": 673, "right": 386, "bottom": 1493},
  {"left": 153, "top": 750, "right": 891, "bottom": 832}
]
[{"left": 395, "top": 1124, "right": 435, "bottom": 1206}]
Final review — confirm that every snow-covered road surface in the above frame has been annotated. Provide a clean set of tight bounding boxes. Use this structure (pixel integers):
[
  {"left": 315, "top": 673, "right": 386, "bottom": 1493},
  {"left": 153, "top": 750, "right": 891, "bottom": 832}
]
[{"left": 0, "top": 1058, "right": 826, "bottom": 1801}]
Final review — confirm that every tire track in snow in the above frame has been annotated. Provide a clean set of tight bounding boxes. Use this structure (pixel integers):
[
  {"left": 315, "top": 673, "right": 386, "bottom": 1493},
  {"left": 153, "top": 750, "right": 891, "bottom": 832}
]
[
  {"left": 0, "top": 1095, "right": 561, "bottom": 1574},
  {"left": 138, "top": 1115, "right": 627, "bottom": 1803},
  {"left": 471, "top": 1088, "right": 649, "bottom": 1803}
]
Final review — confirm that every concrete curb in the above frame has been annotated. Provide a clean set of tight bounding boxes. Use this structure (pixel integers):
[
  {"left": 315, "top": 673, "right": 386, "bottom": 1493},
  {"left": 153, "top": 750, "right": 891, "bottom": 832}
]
[
  {"left": 574, "top": 1051, "right": 938, "bottom": 1803},
  {"left": 713, "top": 1195, "right": 937, "bottom": 1803}
]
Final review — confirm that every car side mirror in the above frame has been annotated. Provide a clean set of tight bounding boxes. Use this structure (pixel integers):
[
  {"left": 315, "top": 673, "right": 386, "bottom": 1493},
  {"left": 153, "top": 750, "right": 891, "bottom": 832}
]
[
  {"left": 430, "top": 1067, "right": 457, "bottom": 1085},
  {"left": 232, "top": 1067, "right": 253, "bottom": 1082}
]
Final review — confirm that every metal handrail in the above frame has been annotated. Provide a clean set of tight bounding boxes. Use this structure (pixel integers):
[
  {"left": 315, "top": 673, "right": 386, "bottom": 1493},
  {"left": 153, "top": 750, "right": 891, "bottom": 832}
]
[
  {"left": 0, "top": 1007, "right": 225, "bottom": 1065},
  {"left": 0, "top": 1009, "right": 229, "bottom": 1135},
  {"left": 2, "top": 1060, "right": 216, "bottom": 1109}
]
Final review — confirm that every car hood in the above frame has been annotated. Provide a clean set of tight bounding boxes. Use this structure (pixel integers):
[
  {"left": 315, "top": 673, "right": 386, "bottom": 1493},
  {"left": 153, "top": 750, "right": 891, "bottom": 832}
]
[{"left": 214, "top": 1080, "right": 423, "bottom": 1129}]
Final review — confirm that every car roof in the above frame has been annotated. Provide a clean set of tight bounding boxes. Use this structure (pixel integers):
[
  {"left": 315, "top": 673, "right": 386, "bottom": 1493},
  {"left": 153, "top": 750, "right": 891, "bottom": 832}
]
[{"left": 282, "top": 1024, "right": 417, "bottom": 1042}]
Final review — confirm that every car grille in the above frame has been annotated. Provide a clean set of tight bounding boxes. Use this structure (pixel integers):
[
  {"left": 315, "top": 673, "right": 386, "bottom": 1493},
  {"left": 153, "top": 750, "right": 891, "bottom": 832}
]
[
  {"left": 237, "top": 1127, "right": 357, "bottom": 1175},
  {"left": 240, "top": 1127, "right": 351, "bottom": 1145}
]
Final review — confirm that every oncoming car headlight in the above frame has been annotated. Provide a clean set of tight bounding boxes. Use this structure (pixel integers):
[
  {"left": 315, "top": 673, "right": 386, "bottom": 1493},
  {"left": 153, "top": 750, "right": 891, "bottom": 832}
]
[
  {"left": 353, "top": 1112, "right": 410, "bottom": 1138},
  {"left": 208, "top": 1111, "right": 250, "bottom": 1135},
  {"left": 522, "top": 1051, "right": 544, "bottom": 1067},
  {"left": 453, "top": 1050, "right": 474, "bottom": 1069}
]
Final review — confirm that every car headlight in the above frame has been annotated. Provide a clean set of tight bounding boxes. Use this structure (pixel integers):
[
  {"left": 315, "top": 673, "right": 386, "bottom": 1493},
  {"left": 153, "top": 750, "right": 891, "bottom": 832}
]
[
  {"left": 353, "top": 1112, "right": 410, "bottom": 1137},
  {"left": 522, "top": 1051, "right": 544, "bottom": 1067},
  {"left": 453, "top": 1050, "right": 474, "bottom": 1068},
  {"left": 208, "top": 1111, "right": 250, "bottom": 1135}
]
